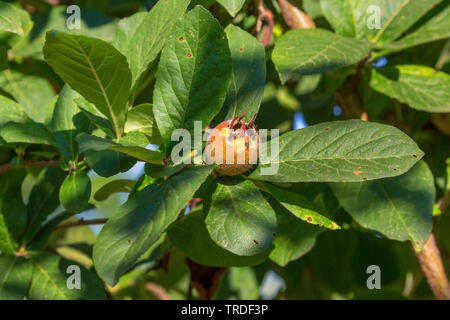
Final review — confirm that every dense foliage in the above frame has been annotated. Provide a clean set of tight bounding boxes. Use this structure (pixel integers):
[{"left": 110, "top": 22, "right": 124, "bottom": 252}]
[{"left": 0, "top": 0, "right": 449, "bottom": 300}]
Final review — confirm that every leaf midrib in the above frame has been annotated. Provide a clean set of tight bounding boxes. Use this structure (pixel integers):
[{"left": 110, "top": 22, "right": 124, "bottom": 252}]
[{"left": 68, "top": 35, "right": 121, "bottom": 139}]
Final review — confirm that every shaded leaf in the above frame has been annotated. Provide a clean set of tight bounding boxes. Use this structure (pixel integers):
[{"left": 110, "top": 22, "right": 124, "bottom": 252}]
[
  {"left": 52, "top": 84, "right": 89, "bottom": 161},
  {"left": 370, "top": 65, "right": 450, "bottom": 113},
  {"left": 77, "top": 133, "right": 163, "bottom": 164},
  {"left": 24, "top": 167, "right": 66, "bottom": 244},
  {"left": 0, "top": 121, "right": 56, "bottom": 146},
  {"left": 28, "top": 253, "right": 106, "bottom": 300},
  {"left": 272, "top": 28, "right": 372, "bottom": 83},
  {"left": 168, "top": 210, "right": 273, "bottom": 267},
  {"left": 264, "top": 183, "right": 340, "bottom": 229},
  {"left": 267, "top": 196, "right": 323, "bottom": 266},
  {"left": 330, "top": 161, "right": 434, "bottom": 251},
  {"left": 0, "top": 256, "right": 33, "bottom": 300},
  {"left": 388, "top": 2, "right": 450, "bottom": 51},
  {"left": 94, "top": 179, "right": 135, "bottom": 201},
  {"left": 93, "top": 165, "right": 213, "bottom": 286},
  {"left": 205, "top": 180, "right": 277, "bottom": 256}
]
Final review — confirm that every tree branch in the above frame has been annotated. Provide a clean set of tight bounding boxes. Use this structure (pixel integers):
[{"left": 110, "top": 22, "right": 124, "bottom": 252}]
[
  {"left": 144, "top": 282, "right": 171, "bottom": 300},
  {"left": 416, "top": 234, "right": 450, "bottom": 300},
  {"left": 54, "top": 218, "right": 108, "bottom": 231},
  {"left": 0, "top": 159, "right": 60, "bottom": 174},
  {"left": 256, "top": 0, "right": 274, "bottom": 47}
]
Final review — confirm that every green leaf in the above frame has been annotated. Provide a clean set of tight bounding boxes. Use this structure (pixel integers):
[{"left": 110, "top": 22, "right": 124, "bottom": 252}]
[
  {"left": 24, "top": 167, "right": 66, "bottom": 244},
  {"left": 124, "top": 104, "right": 161, "bottom": 145},
  {"left": 10, "top": 6, "right": 116, "bottom": 59},
  {"left": 168, "top": 210, "right": 272, "bottom": 267},
  {"left": 369, "top": 65, "right": 450, "bottom": 113},
  {"left": 59, "top": 171, "right": 92, "bottom": 213},
  {"left": 217, "top": 0, "right": 246, "bottom": 17},
  {"left": 93, "top": 165, "right": 213, "bottom": 286},
  {"left": 264, "top": 183, "right": 340, "bottom": 230},
  {"left": 85, "top": 149, "right": 136, "bottom": 178},
  {"left": 267, "top": 196, "right": 322, "bottom": 267},
  {"left": 77, "top": 133, "right": 163, "bottom": 164},
  {"left": 0, "top": 70, "right": 56, "bottom": 123},
  {"left": 388, "top": 2, "right": 450, "bottom": 51},
  {"left": 272, "top": 28, "right": 372, "bottom": 83},
  {"left": 153, "top": 6, "right": 232, "bottom": 149},
  {"left": 0, "top": 256, "right": 33, "bottom": 300},
  {"left": 75, "top": 97, "right": 115, "bottom": 137},
  {"left": 43, "top": 32, "right": 132, "bottom": 138},
  {"left": 330, "top": 161, "right": 434, "bottom": 251},
  {"left": 0, "top": 170, "right": 26, "bottom": 254},
  {"left": 249, "top": 120, "right": 423, "bottom": 183},
  {"left": 144, "top": 163, "right": 185, "bottom": 179},
  {"left": 320, "top": 0, "right": 439, "bottom": 44},
  {"left": 113, "top": 0, "right": 190, "bottom": 86},
  {"left": 205, "top": 180, "right": 277, "bottom": 256},
  {"left": 0, "top": 2, "right": 33, "bottom": 37},
  {"left": 0, "top": 95, "right": 30, "bottom": 127},
  {"left": 28, "top": 253, "right": 106, "bottom": 300},
  {"left": 215, "top": 25, "right": 266, "bottom": 123},
  {"left": 52, "top": 84, "right": 89, "bottom": 161},
  {"left": 0, "top": 121, "right": 56, "bottom": 146},
  {"left": 94, "top": 179, "right": 135, "bottom": 201}
]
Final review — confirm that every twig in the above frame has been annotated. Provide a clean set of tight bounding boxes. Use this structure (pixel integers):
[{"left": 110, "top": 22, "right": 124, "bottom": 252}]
[
  {"left": 0, "top": 159, "right": 60, "bottom": 174},
  {"left": 416, "top": 234, "right": 450, "bottom": 300},
  {"left": 278, "top": 0, "right": 315, "bottom": 29},
  {"left": 54, "top": 218, "right": 108, "bottom": 231},
  {"left": 256, "top": 0, "right": 274, "bottom": 47},
  {"left": 144, "top": 282, "right": 171, "bottom": 300}
]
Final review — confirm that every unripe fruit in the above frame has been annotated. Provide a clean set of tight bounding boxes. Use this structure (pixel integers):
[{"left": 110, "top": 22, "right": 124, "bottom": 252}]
[{"left": 205, "top": 112, "right": 259, "bottom": 176}]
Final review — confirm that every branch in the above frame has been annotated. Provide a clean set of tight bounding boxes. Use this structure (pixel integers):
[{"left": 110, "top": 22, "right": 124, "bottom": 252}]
[
  {"left": 0, "top": 158, "right": 60, "bottom": 174},
  {"left": 256, "top": 0, "right": 274, "bottom": 47},
  {"left": 54, "top": 218, "right": 108, "bottom": 231},
  {"left": 278, "top": 0, "right": 315, "bottom": 29},
  {"left": 144, "top": 282, "right": 171, "bottom": 300},
  {"left": 416, "top": 234, "right": 450, "bottom": 300}
]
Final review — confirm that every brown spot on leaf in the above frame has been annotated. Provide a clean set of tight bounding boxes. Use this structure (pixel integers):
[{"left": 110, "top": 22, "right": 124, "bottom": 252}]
[
  {"left": 240, "top": 48, "right": 243, "bottom": 51},
  {"left": 413, "top": 154, "right": 418, "bottom": 158},
  {"left": 325, "top": 127, "right": 329, "bottom": 131},
  {"left": 179, "top": 37, "right": 184, "bottom": 42},
  {"left": 362, "top": 177, "right": 368, "bottom": 181},
  {"left": 393, "top": 168, "right": 398, "bottom": 171},
  {"left": 187, "top": 53, "right": 192, "bottom": 58},
  {"left": 307, "top": 217, "right": 313, "bottom": 222},
  {"left": 253, "top": 240, "right": 259, "bottom": 245}
]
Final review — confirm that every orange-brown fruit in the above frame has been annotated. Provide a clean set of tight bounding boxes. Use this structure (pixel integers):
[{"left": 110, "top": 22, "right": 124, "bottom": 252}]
[{"left": 205, "top": 112, "right": 259, "bottom": 176}]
